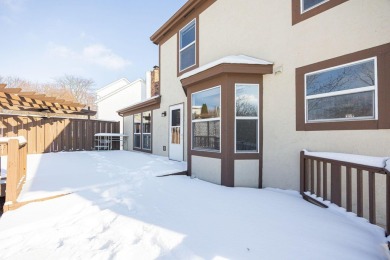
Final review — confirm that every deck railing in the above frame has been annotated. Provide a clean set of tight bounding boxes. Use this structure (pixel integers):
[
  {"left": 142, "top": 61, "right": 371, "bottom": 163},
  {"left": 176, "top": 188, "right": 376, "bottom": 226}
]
[
  {"left": 300, "top": 150, "right": 390, "bottom": 235},
  {"left": 1, "top": 137, "right": 27, "bottom": 212}
]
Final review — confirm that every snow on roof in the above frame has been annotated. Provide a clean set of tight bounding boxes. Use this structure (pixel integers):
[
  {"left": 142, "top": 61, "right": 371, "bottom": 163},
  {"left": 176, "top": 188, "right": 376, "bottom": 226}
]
[
  {"left": 179, "top": 55, "right": 273, "bottom": 80},
  {"left": 303, "top": 150, "right": 390, "bottom": 169}
]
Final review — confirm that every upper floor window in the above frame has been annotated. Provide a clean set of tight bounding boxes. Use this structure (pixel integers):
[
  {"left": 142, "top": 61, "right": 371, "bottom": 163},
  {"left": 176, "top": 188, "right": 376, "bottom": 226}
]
[
  {"left": 179, "top": 19, "right": 196, "bottom": 72},
  {"left": 305, "top": 58, "right": 377, "bottom": 123},
  {"left": 292, "top": 0, "right": 348, "bottom": 25},
  {"left": 301, "top": 0, "right": 328, "bottom": 13}
]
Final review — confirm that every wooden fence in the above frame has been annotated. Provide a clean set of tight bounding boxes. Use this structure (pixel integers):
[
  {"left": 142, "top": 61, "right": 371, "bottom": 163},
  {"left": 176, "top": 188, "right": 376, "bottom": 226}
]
[
  {"left": 0, "top": 115, "right": 120, "bottom": 155},
  {"left": 300, "top": 151, "right": 390, "bottom": 235}
]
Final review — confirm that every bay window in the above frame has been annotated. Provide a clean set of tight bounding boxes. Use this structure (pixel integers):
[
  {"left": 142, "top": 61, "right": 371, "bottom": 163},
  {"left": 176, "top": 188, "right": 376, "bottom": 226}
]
[
  {"left": 191, "top": 86, "right": 221, "bottom": 151},
  {"left": 235, "top": 84, "right": 259, "bottom": 152}
]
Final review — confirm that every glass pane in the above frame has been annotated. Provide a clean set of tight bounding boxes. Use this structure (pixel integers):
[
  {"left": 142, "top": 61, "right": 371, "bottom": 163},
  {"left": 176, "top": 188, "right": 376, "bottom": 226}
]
[
  {"left": 172, "top": 109, "right": 180, "bottom": 127},
  {"left": 142, "top": 134, "right": 151, "bottom": 150},
  {"left": 134, "top": 113, "right": 141, "bottom": 134},
  {"left": 307, "top": 91, "right": 374, "bottom": 121},
  {"left": 134, "top": 134, "right": 141, "bottom": 148},
  {"left": 236, "top": 119, "right": 257, "bottom": 152},
  {"left": 192, "top": 87, "right": 220, "bottom": 120},
  {"left": 192, "top": 120, "right": 220, "bottom": 151},
  {"left": 236, "top": 84, "right": 259, "bottom": 117},
  {"left": 171, "top": 127, "right": 180, "bottom": 144},
  {"left": 180, "top": 44, "right": 195, "bottom": 71},
  {"left": 180, "top": 20, "right": 195, "bottom": 49},
  {"left": 302, "top": 0, "right": 326, "bottom": 11},
  {"left": 306, "top": 59, "right": 375, "bottom": 96},
  {"left": 142, "top": 111, "right": 151, "bottom": 134}
]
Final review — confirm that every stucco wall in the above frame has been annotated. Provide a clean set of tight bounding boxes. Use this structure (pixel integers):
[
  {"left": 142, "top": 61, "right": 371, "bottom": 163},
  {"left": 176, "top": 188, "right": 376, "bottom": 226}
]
[
  {"left": 153, "top": 35, "right": 188, "bottom": 160},
  {"left": 193, "top": 0, "right": 390, "bottom": 190},
  {"left": 192, "top": 156, "right": 221, "bottom": 184}
]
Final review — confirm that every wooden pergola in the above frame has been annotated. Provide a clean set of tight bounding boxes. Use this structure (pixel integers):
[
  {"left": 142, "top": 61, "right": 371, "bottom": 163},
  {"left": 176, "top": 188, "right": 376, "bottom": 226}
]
[{"left": 0, "top": 84, "right": 95, "bottom": 116}]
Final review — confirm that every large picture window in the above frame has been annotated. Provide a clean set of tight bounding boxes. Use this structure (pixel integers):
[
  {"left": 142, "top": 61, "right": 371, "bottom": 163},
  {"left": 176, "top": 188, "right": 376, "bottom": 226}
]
[
  {"left": 305, "top": 58, "right": 377, "bottom": 123},
  {"left": 133, "top": 111, "right": 152, "bottom": 151},
  {"left": 235, "top": 84, "right": 259, "bottom": 152},
  {"left": 191, "top": 86, "right": 220, "bottom": 151},
  {"left": 179, "top": 19, "right": 196, "bottom": 72}
]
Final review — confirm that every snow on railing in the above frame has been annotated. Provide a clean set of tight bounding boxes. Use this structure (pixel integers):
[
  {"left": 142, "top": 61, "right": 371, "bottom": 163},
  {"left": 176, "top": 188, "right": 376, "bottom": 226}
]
[{"left": 300, "top": 150, "right": 390, "bottom": 235}]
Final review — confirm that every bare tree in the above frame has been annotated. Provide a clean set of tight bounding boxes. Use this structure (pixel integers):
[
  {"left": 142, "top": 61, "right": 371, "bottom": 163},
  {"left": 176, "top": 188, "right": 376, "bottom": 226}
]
[{"left": 55, "top": 75, "right": 96, "bottom": 109}]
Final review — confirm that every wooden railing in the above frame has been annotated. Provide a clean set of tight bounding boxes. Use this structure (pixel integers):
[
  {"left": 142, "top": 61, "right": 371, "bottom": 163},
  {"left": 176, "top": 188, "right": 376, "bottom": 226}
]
[
  {"left": 1, "top": 137, "right": 27, "bottom": 212},
  {"left": 300, "top": 151, "right": 390, "bottom": 235}
]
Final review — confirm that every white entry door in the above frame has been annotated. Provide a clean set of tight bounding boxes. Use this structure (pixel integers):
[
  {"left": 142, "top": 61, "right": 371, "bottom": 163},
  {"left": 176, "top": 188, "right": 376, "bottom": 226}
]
[{"left": 169, "top": 104, "right": 184, "bottom": 161}]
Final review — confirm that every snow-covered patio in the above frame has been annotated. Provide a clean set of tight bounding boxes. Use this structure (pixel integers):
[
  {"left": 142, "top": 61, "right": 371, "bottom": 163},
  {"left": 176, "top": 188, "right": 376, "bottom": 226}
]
[{"left": 0, "top": 151, "right": 388, "bottom": 259}]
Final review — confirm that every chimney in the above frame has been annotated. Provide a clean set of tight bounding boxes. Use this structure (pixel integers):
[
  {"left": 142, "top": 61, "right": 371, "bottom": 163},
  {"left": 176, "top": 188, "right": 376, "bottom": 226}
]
[{"left": 151, "top": 66, "right": 160, "bottom": 96}]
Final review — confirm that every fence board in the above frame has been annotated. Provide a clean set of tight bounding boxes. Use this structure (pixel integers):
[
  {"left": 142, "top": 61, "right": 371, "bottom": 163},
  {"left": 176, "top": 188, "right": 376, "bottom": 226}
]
[{"left": 0, "top": 115, "right": 119, "bottom": 155}]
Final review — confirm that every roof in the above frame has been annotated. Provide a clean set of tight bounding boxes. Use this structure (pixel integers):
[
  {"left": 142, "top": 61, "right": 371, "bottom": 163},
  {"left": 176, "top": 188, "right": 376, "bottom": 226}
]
[
  {"left": 179, "top": 55, "right": 273, "bottom": 80},
  {"left": 117, "top": 95, "right": 161, "bottom": 116},
  {"left": 96, "top": 78, "right": 145, "bottom": 103},
  {"left": 150, "top": 0, "right": 213, "bottom": 44}
]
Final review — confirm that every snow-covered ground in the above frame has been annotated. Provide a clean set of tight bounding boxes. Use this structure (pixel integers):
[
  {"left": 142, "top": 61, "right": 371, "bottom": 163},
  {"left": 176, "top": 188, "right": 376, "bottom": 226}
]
[{"left": 0, "top": 151, "right": 388, "bottom": 259}]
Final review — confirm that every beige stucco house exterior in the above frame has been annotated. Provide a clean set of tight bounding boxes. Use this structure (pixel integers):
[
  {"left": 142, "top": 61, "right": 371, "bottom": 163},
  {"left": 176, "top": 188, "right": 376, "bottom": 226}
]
[{"left": 119, "top": 0, "right": 390, "bottom": 192}]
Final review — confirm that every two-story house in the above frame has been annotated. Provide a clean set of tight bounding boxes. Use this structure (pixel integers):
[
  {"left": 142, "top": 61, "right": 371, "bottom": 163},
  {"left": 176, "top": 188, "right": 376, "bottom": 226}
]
[{"left": 119, "top": 0, "right": 390, "bottom": 192}]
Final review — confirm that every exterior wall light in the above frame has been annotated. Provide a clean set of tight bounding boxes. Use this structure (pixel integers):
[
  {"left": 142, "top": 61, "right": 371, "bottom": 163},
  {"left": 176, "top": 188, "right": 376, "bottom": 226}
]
[{"left": 161, "top": 111, "right": 167, "bottom": 117}]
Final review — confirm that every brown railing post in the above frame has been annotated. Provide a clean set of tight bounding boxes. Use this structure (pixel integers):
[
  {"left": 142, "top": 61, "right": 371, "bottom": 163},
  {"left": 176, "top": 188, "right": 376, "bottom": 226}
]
[
  {"left": 5, "top": 139, "right": 19, "bottom": 202},
  {"left": 330, "top": 163, "right": 342, "bottom": 207},
  {"left": 300, "top": 151, "right": 305, "bottom": 194}
]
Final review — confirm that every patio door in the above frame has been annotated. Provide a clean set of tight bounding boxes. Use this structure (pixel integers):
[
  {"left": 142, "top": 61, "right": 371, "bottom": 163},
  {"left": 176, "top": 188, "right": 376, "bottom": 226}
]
[{"left": 169, "top": 104, "right": 184, "bottom": 161}]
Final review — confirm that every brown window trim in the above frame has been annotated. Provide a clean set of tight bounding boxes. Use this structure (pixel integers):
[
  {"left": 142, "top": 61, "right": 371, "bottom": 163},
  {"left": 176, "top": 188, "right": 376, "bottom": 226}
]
[
  {"left": 292, "top": 0, "right": 349, "bottom": 25},
  {"left": 296, "top": 42, "right": 390, "bottom": 131},
  {"left": 133, "top": 111, "right": 153, "bottom": 154},
  {"left": 177, "top": 17, "right": 199, "bottom": 77}
]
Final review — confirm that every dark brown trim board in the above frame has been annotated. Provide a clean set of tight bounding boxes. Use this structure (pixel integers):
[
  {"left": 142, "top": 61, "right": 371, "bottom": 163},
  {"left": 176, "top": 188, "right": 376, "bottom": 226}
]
[
  {"left": 117, "top": 96, "right": 161, "bottom": 117},
  {"left": 184, "top": 65, "right": 271, "bottom": 188},
  {"left": 150, "top": 0, "right": 216, "bottom": 45},
  {"left": 292, "top": 0, "right": 349, "bottom": 25},
  {"left": 296, "top": 42, "right": 390, "bottom": 131}
]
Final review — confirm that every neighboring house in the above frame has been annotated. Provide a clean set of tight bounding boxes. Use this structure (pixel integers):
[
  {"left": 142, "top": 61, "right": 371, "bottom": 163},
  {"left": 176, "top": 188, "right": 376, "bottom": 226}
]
[
  {"left": 96, "top": 77, "right": 148, "bottom": 134},
  {"left": 119, "top": 0, "right": 390, "bottom": 191}
]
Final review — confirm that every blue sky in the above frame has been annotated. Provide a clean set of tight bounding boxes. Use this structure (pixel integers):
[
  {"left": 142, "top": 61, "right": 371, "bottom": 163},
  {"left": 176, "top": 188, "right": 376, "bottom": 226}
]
[{"left": 0, "top": 0, "right": 187, "bottom": 89}]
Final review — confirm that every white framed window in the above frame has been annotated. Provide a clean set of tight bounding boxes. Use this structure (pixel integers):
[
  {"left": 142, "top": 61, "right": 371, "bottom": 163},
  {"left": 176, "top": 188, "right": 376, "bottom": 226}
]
[
  {"left": 305, "top": 57, "right": 377, "bottom": 123},
  {"left": 179, "top": 19, "right": 196, "bottom": 72},
  {"left": 301, "top": 0, "right": 328, "bottom": 13},
  {"left": 133, "top": 113, "right": 141, "bottom": 149},
  {"left": 235, "top": 84, "right": 259, "bottom": 153},
  {"left": 191, "top": 86, "right": 221, "bottom": 152},
  {"left": 142, "top": 111, "right": 152, "bottom": 150},
  {"left": 133, "top": 111, "right": 152, "bottom": 151}
]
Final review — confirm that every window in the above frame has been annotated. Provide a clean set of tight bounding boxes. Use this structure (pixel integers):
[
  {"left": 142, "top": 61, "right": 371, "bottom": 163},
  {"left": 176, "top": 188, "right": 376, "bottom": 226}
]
[
  {"left": 191, "top": 86, "right": 220, "bottom": 151},
  {"left": 305, "top": 58, "right": 377, "bottom": 123},
  {"left": 133, "top": 113, "right": 141, "bottom": 149},
  {"left": 292, "top": 0, "right": 348, "bottom": 25},
  {"left": 142, "top": 111, "right": 152, "bottom": 150},
  {"left": 235, "top": 84, "right": 259, "bottom": 152},
  {"left": 179, "top": 19, "right": 196, "bottom": 72},
  {"left": 133, "top": 111, "right": 152, "bottom": 151},
  {"left": 296, "top": 42, "right": 390, "bottom": 131},
  {"left": 301, "top": 0, "right": 327, "bottom": 13}
]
